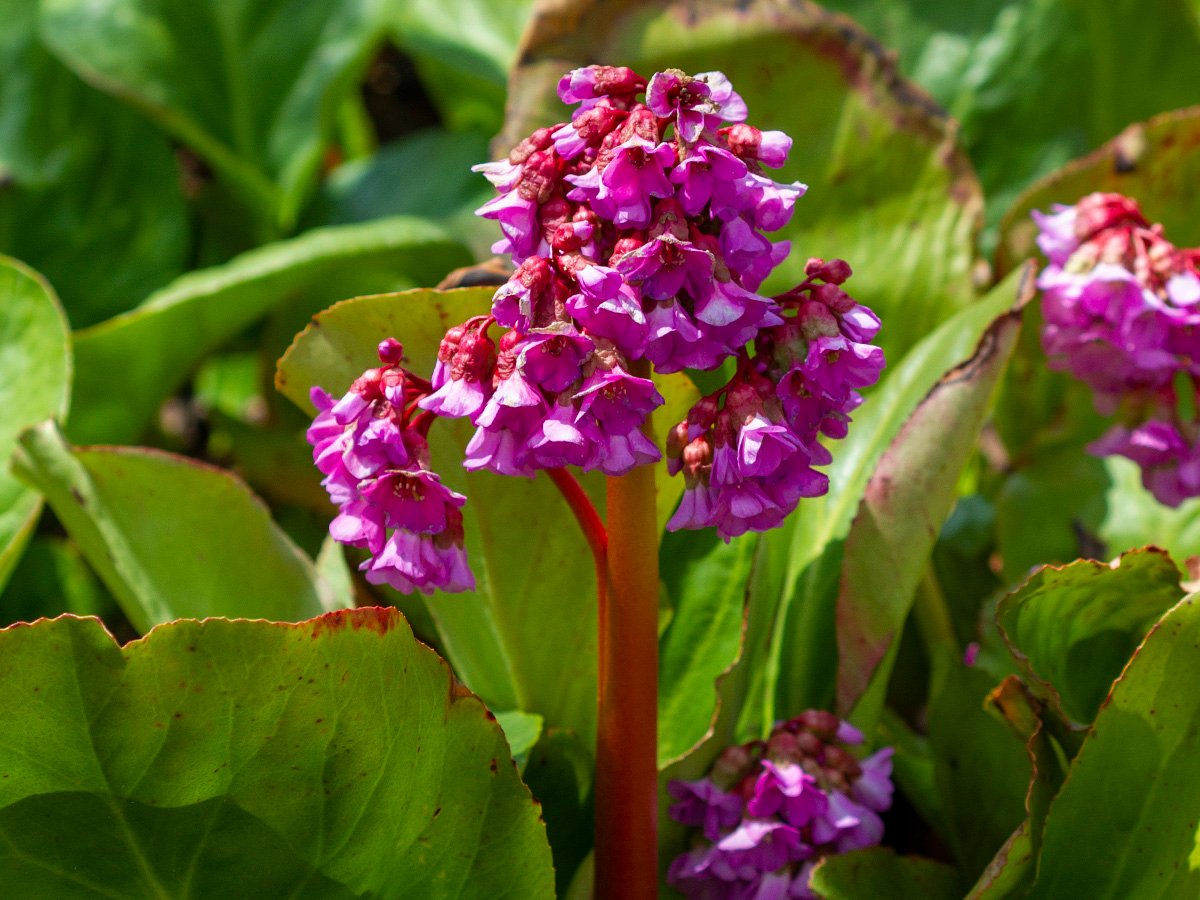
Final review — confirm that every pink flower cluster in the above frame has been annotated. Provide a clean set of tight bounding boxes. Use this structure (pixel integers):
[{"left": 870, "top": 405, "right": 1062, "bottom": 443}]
[
  {"left": 1034, "top": 193, "right": 1200, "bottom": 506},
  {"left": 668, "top": 710, "right": 894, "bottom": 899},
  {"left": 307, "top": 65, "right": 885, "bottom": 591},
  {"left": 666, "top": 258, "right": 883, "bottom": 540},
  {"left": 307, "top": 339, "right": 473, "bottom": 594}
]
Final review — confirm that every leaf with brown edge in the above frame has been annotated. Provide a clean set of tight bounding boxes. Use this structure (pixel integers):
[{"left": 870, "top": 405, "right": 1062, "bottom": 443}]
[
  {"left": 996, "top": 106, "right": 1200, "bottom": 278},
  {"left": 836, "top": 264, "right": 1031, "bottom": 723},
  {"left": 502, "top": 0, "right": 983, "bottom": 367},
  {"left": 1024, "top": 594, "right": 1200, "bottom": 898},
  {"left": 0, "top": 608, "right": 554, "bottom": 898},
  {"left": 995, "top": 547, "right": 1185, "bottom": 728}
]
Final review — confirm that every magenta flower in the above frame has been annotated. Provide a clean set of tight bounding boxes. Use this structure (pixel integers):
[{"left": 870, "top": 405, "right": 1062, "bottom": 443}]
[
  {"left": 667, "top": 710, "right": 895, "bottom": 900},
  {"left": 307, "top": 341, "right": 474, "bottom": 595},
  {"left": 1033, "top": 192, "right": 1200, "bottom": 505},
  {"left": 646, "top": 69, "right": 747, "bottom": 143}
]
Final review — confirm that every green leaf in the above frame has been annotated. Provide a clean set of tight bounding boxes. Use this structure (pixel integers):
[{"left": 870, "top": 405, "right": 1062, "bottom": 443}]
[
  {"left": 998, "top": 106, "right": 1200, "bottom": 276},
  {"left": 927, "top": 662, "right": 1030, "bottom": 879},
  {"left": 837, "top": 275, "right": 1025, "bottom": 718},
  {"left": 820, "top": 1, "right": 1200, "bottom": 246},
  {"left": 994, "top": 446, "right": 1109, "bottom": 583},
  {"left": 276, "top": 287, "right": 599, "bottom": 745},
  {"left": 965, "top": 821, "right": 1035, "bottom": 900},
  {"left": 0, "top": 0, "right": 188, "bottom": 327},
  {"left": 996, "top": 548, "right": 1184, "bottom": 726},
  {"left": 12, "top": 421, "right": 342, "bottom": 633},
  {"left": 69, "top": 217, "right": 470, "bottom": 445},
  {"left": 523, "top": 729, "right": 594, "bottom": 895},
  {"left": 503, "top": 0, "right": 982, "bottom": 366},
  {"left": 1027, "top": 594, "right": 1200, "bottom": 898},
  {"left": 495, "top": 710, "right": 544, "bottom": 770},
  {"left": 0, "top": 609, "right": 555, "bottom": 898},
  {"left": 304, "top": 128, "right": 493, "bottom": 228},
  {"left": 809, "top": 847, "right": 961, "bottom": 899},
  {"left": 657, "top": 529, "right": 752, "bottom": 767},
  {"left": 0, "top": 257, "right": 70, "bottom": 593},
  {"left": 40, "top": 0, "right": 386, "bottom": 231},
  {"left": 0, "top": 535, "right": 118, "bottom": 626},
  {"left": 745, "top": 265, "right": 1033, "bottom": 735}
]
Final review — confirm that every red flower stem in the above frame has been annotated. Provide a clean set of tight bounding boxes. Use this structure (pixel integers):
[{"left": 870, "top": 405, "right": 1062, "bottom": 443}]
[
  {"left": 595, "top": 360, "right": 660, "bottom": 900},
  {"left": 546, "top": 467, "right": 608, "bottom": 603}
]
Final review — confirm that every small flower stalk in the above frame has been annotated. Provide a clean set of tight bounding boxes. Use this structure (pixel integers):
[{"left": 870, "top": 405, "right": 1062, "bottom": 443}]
[
  {"left": 307, "top": 339, "right": 472, "bottom": 594},
  {"left": 667, "top": 712, "right": 894, "bottom": 899},
  {"left": 1034, "top": 193, "right": 1200, "bottom": 505}
]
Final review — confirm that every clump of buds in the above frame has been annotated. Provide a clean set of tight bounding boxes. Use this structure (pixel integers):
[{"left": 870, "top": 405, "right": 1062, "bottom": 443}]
[{"left": 667, "top": 710, "right": 894, "bottom": 898}]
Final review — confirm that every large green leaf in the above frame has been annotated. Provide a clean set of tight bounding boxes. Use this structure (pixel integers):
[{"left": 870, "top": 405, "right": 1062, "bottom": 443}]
[
  {"left": 69, "top": 217, "right": 470, "bottom": 446},
  {"left": 503, "top": 0, "right": 982, "bottom": 366},
  {"left": 742, "top": 265, "right": 1033, "bottom": 736},
  {"left": 276, "top": 287, "right": 600, "bottom": 745},
  {"left": 0, "top": 609, "right": 554, "bottom": 897},
  {"left": 820, "top": 2, "right": 1200, "bottom": 246},
  {"left": 836, "top": 274, "right": 1024, "bottom": 718},
  {"left": 40, "top": 0, "right": 386, "bottom": 232},
  {"left": 12, "top": 422, "right": 342, "bottom": 632},
  {"left": 997, "top": 106, "right": 1200, "bottom": 276},
  {"left": 0, "top": 257, "right": 70, "bottom": 593},
  {"left": 996, "top": 549, "right": 1184, "bottom": 727},
  {"left": 1027, "top": 594, "right": 1200, "bottom": 898},
  {"left": 657, "top": 529, "right": 752, "bottom": 767},
  {"left": 0, "top": 0, "right": 188, "bottom": 327},
  {"left": 809, "top": 848, "right": 960, "bottom": 900}
]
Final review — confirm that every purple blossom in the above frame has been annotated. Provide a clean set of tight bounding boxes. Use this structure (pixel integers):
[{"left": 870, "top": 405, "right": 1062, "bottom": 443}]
[
  {"left": 669, "top": 778, "right": 744, "bottom": 841},
  {"left": 747, "top": 761, "right": 829, "bottom": 827},
  {"left": 307, "top": 344, "right": 475, "bottom": 595},
  {"left": 464, "top": 368, "right": 547, "bottom": 477},
  {"left": 667, "top": 710, "right": 894, "bottom": 900},
  {"left": 670, "top": 144, "right": 749, "bottom": 216},
  {"left": 646, "top": 69, "right": 748, "bottom": 143},
  {"left": 566, "top": 138, "right": 676, "bottom": 228}
]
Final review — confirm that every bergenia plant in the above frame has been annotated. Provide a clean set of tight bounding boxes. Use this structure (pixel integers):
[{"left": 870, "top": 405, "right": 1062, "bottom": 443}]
[
  {"left": 1034, "top": 192, "right": 1200, "bottom": 505},
  {"left": 307, "top": 65, "right": 884, "bottom": 895}
]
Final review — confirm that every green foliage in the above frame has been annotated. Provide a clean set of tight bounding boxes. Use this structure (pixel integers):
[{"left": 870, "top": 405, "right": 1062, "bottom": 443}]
[
  {"left": 743, "top": 265, "right": 1031, "bottom": 738},
  {"left": 997, "top": 549, "right": 1184, "bottom": 726},
  {"left": 822, "top": 0, "right": 1200, "bottom": 244},
  {"left": 0, "top": 609, "right": 555, "bottom": 897},
  {"left": 1027, "top": 595, "right": 1200, "bottom": 897},
  {"left": 810, "top": 848, "right": 960, "bottom": 899},
  {"left": 0, "top": 258, "right": 69, "bottom": 593},
  {"left": 12, "top": 422, "right": 344, "bottom": 632},
  {"left": 69, "top": 216, "right": 470, "bottom": 445},
  {"left": 40, "top": 0, "right": 386, "bottom": 234},
  {"left": 0, "top": 0, "right": 189, "bottom": 327},
  {"left": 657, "top": 529, "right": 754, "bottom": 767}
]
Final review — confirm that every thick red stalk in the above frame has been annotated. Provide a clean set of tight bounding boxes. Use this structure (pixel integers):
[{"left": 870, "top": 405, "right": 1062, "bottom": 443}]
[{"left": 594, "top": 364, "right": 660, "bottom": 900}]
